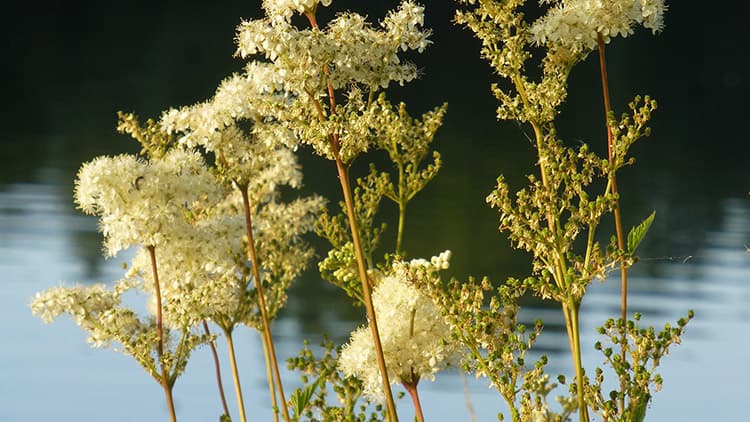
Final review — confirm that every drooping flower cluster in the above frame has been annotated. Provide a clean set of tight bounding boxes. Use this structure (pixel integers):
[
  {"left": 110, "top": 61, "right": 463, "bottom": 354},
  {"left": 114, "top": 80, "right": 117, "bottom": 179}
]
[
  {"left": 530, "top": 0, "right": 667, "bottom": 53},
  {"left": 30, "top": 278, "right": 209, "bottom": 383},
  {"left": 338, "top": 252, "right": 460, "bottom": 400}
]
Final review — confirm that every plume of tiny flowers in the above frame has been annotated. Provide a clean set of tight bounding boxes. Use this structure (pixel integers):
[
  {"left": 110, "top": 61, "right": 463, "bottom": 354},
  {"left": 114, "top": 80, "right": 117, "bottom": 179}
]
[
  {"left": 30, "top": 278, "right": 209, "bottom": 383},
  {"left": 74, "top": 148, "right": 223, "bottom": 256},
  {"left": 262, "top": 0, "right": 333, "bottom": 22},
  {"left": 337, "top": 252, "right": 460, "bottom": 401},
  {"left": 235, "top": 1, "right": 430, "bottom": 93},
  {"left": 530, "top": 0, "right": 667, "bottom": 54},
  {"left": 160, "top": 62, "right": 292, "bottom": 151},
  {"left": 126, "top": 194, "right": 324, "bottom": 332}
]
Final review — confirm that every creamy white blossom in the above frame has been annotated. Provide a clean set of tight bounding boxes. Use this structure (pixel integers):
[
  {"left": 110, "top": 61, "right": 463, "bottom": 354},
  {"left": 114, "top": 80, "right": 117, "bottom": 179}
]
[
  {"left": 338, "top": 257, "right": 460, "bottom": 400},
  {"left": 235, "top": 1, "right": 430, "bottom": 93},
  {"left": 263, "top": 0, "right": 333, "bottom": 22},
  {"left": 74, "top": 148, "right": 222, "bottom": 256},
  {"left": 160, "top": 63, "right": 290, "bottom": 149},
  {"left": 530, "top": 0, "right": 667, "bottom": 53},
  {"left": 30, "top": 278, "right": 208, "bottom": 382}
]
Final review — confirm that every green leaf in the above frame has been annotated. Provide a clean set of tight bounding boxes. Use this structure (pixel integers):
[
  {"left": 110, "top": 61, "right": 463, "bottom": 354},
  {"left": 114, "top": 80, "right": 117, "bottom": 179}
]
[
  {"left": 290, "top": 376, "right": 324, "bottom": 420},
  {"left": 627, "top": 211, "right": 656, "bottom": 254}
]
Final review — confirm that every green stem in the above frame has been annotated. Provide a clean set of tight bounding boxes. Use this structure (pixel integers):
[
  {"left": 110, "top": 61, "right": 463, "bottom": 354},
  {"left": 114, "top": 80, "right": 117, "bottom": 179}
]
[
  {"left": 396, "top": 200, "right": 406, "bottom": 256},
  {"left": 396, "top": 159, "right": 406, "bottom": 256},
  {"left": 565, "top": 302, "right": 589, "bottom": 422},
  {"left": 260, "top": 328, "right": 280, "bottom": 422},
  {"left": 225, "top": 332, "right": 247, "bottom": 422},
  {"left": 597, "top": 32, "right": 629, "bottom": 414},
  {"left": 239, "top": 184, "right": 291, "bottom": 422},
  {"left": 202, "top": 321, "right": 231, "bottom": 419}
]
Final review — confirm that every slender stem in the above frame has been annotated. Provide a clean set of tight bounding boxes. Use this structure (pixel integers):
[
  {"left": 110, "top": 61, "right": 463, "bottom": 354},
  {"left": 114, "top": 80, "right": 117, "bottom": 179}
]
[
  {"left": 225, "top": 332, "right": 248, "bottom": 422},
  {"left": 403, "top": 378, "right": 425, "bottom": 422},
  {"left": 566, "top": 302, "right": 589, "bottom": 422},
  {"left": 396, "top": 161, "right": 406, "bottom": 256},
  {"left": 305, "top": 10, "right": 398, "bottom": 421},
  {"left": 335, "top": 159, "right": 399, "bottom": 421},
  {"left": 597, "top": 32, "right": 629, "bottom": 413},
  {"left": 261, "top": 328, "right": 280, "bottom": 422},
  {"left": 161, "top": 383, "right": 178, "bottom": 422},
  {"left": 146, "top": 245, "right": 178, "bottom": 422},
  {"left": 459, "top": 370, "right": 477, "bottom": 422},
  {"left": 396, "top": 202, "right": 406, "bottom": 256},
  {"left": 202, "top": 321, "right": 231, "bottom": 419},
  {"left": 239, "top": 185, "right": 291, "bottom": 422}
]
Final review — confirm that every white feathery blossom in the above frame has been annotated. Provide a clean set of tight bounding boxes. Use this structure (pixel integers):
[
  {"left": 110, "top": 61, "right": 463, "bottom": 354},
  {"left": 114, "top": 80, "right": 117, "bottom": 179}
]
[
  {"left": 126, "top": 213, "right": 246, "bottom": 329},
  {"left": 263, "top": 0, "right": 333, "bottom": 22},
  {"left": 160, "top": 63, "right": 290, "bottom": 150},
  {"left": 338, "top": 252, "right": 460, "bottom": 401},
  {"left": 74, "top": 148, "right": 223, "bottom": 256},
  {"left": 235, "top": 1, "right": 431, "bottom": 93},
  {"left": 126, "top": 195, "right": 324, "bottom": 331},
  {"left": 530, "top": 0, "right": 667, "bottom": 53},
  {"left": 30, "top": 278, "right": 208, "bottom": 382}
]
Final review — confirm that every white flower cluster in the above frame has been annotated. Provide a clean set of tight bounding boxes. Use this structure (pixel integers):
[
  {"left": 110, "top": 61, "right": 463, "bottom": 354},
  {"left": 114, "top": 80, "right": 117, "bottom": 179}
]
[
  {"left": 338, "top": 252, "right": 459, "bottom": 401},
  {"left": 31, "top": 278, "right": 209, "bottom": 383},
  {"left": 530, "top": 0, "right": 667, "bottom": 53},
  {"left": 160, "top": 63, "right": 290, "bottom": 150},
  {"left": 262, "top": 0, "right": 333, "bottom": 22},
  {"left": 74, "top": 149, "right": 223, "bottom": 256},
  {"left": 235, "top": 1, "right": 430, "bottom": 93}
]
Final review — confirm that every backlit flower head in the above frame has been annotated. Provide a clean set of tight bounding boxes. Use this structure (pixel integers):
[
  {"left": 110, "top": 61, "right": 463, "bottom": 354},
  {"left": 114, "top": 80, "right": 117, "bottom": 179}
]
[
  {"left": 236, "top": 1, "right": 431, "bottom": 93},
  {"left": 338, "top": 253, "right": 460, "bottom": 400},
  {"left": 530, "top": 0, "right": 667, "bottom": 54},
  {"left": 263, "top": 0, "right": 332, "bottom": 22},
  {"left": 74, "top": 148, "right": 222, "bottom": 256}
]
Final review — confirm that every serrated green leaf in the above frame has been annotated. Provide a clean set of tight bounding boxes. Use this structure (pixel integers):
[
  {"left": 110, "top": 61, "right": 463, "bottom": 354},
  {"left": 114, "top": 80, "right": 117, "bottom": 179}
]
[
  {"left": 627, "top": 211, "right": 655, "bottom": 254},
  {"left": 290, "top": 376, "right": 324, "bottom": 420}
]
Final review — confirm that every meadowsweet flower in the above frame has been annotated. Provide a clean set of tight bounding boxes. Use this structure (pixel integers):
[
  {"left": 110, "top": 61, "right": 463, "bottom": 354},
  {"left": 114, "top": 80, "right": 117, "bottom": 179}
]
[
  {"left": 30, "top": 278, "right": 208, "bottom": 382},
  {"left": 338, "top": 260, "right": 460, "bottom": 401},
  {"left": 262, "top": 0, "right": 333, "bottom": 22},
  {"left": 74, "top": 148, "right": 222, "bottom": 256},
  {"left": 235, "top": 1, "right": 430, "bottom": 93},
  {"left": 530, "top": 0, "right": 667, "bottom": 54},
  {"left": 160, "top": 63, "right": 290, "bottom": 150}
]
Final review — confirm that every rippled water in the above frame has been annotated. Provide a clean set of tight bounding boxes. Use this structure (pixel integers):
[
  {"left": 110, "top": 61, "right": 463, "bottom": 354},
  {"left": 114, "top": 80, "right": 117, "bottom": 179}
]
[{"left": 2, "top": 169, "right": 749, "bottom": 421}]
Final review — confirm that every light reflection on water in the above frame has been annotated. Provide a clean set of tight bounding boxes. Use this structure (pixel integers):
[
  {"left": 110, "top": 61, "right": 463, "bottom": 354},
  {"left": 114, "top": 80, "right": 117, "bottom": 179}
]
[{"left": 1, "top": 173, "right": 749, "bottom": 421}]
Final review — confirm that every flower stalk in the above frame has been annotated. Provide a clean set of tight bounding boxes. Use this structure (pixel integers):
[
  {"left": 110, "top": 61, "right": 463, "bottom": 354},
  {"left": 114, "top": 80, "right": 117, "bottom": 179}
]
[
  {"left": 597, "top": 32, "right": 629, "bottom": 412},
  {"left": 202, "top": 321, "right": 231, "bottom": 420},
  {"left": 224, "top": 331, "right": 247, "bottom": 422},
  {"left": 303, "top": 10, "right": 399, "bottom": 420},
  {"left": 147, "top": 245, "right": 178, "bottom": 422},
  {"left": 239, "top": 183, "right": 291, "bottom": 422}
]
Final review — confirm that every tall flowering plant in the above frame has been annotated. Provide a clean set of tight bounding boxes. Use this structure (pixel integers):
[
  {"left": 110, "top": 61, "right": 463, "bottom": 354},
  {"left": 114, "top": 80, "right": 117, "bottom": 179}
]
[{"left": 30, "top": 1, "right": 693, "bottom": 422}]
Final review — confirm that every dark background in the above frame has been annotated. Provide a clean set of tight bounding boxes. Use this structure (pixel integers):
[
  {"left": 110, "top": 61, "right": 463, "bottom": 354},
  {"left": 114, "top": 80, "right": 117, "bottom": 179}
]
[{"left": 2, "top": 0, "right": 749, "bottom": 319}]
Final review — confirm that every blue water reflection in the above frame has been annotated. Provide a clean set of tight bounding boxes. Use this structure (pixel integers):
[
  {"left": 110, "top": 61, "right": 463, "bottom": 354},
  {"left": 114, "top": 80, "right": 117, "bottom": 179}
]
[{"left": 1, "top": 170, "right": 748, "bottom": 421}]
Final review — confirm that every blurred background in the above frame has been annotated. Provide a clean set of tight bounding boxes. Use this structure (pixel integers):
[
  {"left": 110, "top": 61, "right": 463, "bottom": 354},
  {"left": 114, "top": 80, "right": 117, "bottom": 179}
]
[{"left": 1, "top": 1, "right": 748, "bottom": 421}]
